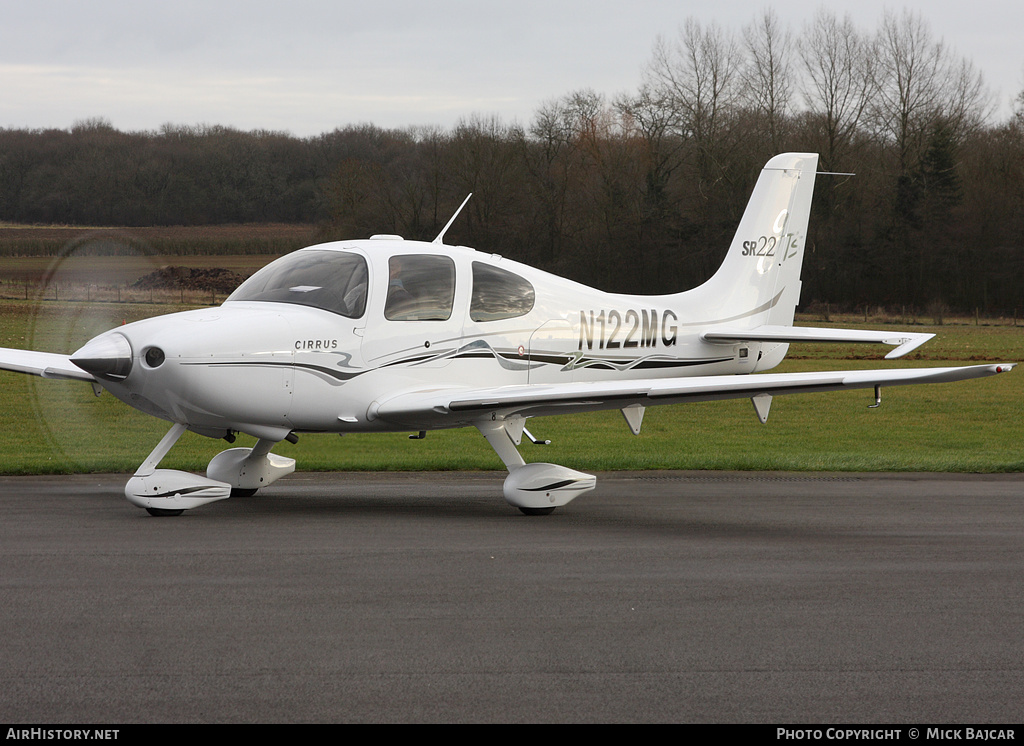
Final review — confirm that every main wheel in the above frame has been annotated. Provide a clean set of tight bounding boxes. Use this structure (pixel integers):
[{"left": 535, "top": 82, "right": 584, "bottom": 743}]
[
  {"left": 146, "top": 507, "right": 184, "bottom": 517},
  {"left": 518, "top": 507, "right": 556, "bottom": 516},
  {"left": 231, "top": 488, "right": 258, "bottom": 497}
]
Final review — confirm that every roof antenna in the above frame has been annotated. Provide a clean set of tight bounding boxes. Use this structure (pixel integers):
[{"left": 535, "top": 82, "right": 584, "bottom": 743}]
[{"left": 433, "top": 193, "right": 472, "bottom": 245}]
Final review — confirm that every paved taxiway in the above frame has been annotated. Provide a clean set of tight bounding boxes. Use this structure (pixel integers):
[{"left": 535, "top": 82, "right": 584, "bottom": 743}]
[{"left": 1, "top": 470, "right": 1022, "bottom": 723}]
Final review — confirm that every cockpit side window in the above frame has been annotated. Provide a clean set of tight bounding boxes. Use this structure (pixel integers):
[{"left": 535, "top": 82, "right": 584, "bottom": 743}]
[
  {"left": 470, "top": 261, "right": 535, "bottom": 322},
  {"left": 226, "top": 250, "right": 368, "bottom": 318},
  {"left": 385, "top": 255, "right": 456, "bottom": 321}
]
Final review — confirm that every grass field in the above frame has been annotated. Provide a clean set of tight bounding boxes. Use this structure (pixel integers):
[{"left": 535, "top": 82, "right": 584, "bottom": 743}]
[{"left": 1, "top": 293, "right": 1021, "bottom": 476}]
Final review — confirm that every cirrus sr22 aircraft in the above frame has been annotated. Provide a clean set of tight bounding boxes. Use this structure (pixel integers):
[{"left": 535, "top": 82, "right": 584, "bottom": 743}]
[{"left": 0, "top": 153, "right": 1014, "bottom": 516}]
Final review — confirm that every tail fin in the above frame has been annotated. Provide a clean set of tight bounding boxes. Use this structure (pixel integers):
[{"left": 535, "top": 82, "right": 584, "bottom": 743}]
[
  {"left": 682, "top": 153, "right": 818, "bottom": 328},
  {"left": 689, "top": 154, "right": 937, "bottom": 366}
]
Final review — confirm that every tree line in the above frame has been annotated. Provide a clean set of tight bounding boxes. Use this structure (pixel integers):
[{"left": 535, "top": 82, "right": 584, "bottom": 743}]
[{"left": 2, "top": 8, "right": 1024, "bottom": 315}]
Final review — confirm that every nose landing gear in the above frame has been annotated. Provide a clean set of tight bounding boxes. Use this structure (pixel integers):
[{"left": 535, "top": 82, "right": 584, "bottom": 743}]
[{"left": 125, "top": 424, "right": 294, "bottom": 516}]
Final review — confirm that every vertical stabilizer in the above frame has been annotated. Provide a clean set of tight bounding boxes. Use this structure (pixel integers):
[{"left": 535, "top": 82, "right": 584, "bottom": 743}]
[{"left": 683, "top": 153, "right": 818, "bottom": 329}]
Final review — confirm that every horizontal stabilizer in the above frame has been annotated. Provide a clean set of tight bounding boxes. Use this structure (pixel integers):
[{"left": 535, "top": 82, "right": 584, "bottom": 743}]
[
  {"left": 701, "top": 325, "right": 935, "bottom": 359},
  {"left": 0, "top": 347, "right": 97, "bottom": 382}
]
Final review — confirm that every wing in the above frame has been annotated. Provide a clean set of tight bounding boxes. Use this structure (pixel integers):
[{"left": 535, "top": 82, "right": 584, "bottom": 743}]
[
  {"left": 370, "top": 363, "right": 1013, "bottom": 428},
  {"left": 0, "top": 347, "right": 96, "bottom": 382}
]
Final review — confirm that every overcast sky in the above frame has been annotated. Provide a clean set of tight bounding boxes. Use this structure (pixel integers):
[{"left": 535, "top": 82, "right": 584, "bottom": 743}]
[{"left": 2, "top": 0, "right": 1021, "bottom": 136}]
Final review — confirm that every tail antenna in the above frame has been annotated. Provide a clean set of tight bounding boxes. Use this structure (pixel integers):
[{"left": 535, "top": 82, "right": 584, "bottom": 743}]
[{"left": 432, "top": 193, "right": 473, "bottom": 245}]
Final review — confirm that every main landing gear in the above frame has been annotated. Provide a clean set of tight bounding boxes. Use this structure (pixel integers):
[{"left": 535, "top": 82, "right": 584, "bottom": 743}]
[{"left": 475, "top": 418, "right": 596, "bottom": 516}]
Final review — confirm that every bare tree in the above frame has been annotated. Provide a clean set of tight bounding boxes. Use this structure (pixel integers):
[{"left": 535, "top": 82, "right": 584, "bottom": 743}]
[
  {"left": 871, "top": 9, "right": 991, "bottom": 173},
  {"left": 447, "top": 114, "right": 524, "bottom": 244},
  {"left": 641, "top": 16, "right": 749, "bottom": 280},
  {"left": 742, "top": 9, "right": 794, "bottom": 154},
  {"left": 523, "top": 95, "right": 590, "bottom": 262},
  {"left": 798, "top": 8, "right": 875, "bottom": 172},
  {"left": 616, "top": 85, "right": 685, "bottom": 221},
  {"left": 863, "top": 11, "right": 994, "bottom": 309},
  {"left": 643, "top": 18, "right": 742, "bottom": 158}
]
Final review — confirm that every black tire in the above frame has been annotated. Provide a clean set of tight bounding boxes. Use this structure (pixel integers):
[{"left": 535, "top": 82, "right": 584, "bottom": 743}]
[
  {"left": 519, "top": 507, "right": 556, "bottom": 516},
  {"left": 146, "top": 507, "right": 184, "bottom": 517},
  {"left": 231, "top": 488, "right": 258, "bottom": 497}
]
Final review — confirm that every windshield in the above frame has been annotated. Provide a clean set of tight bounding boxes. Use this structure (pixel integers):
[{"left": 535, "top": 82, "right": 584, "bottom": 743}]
[{"left": 227, "top": 250, "right": 368, "bottom": 318}]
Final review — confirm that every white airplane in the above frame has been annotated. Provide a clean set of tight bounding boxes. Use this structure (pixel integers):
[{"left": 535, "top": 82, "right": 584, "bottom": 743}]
[{"left": 0, "top": 153, "right": 1013, "bottom": 516}]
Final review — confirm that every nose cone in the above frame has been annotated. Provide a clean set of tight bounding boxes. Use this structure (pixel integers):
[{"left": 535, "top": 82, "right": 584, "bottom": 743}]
[{"left": 71, "top": 333, "right": 133, "bottom": 381}]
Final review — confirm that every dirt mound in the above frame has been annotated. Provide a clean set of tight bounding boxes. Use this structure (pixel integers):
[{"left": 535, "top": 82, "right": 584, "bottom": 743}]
[{"left": 132, "top": 266, "right": 245, "bottom": 293}]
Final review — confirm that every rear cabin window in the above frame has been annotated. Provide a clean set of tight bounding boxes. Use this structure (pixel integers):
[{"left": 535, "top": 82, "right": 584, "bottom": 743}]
[
  {"left": 470, "top": 262, "right": 536, "bottom": 322},
  {"left": 385, "top": 255, "right": 456, "bottom": 321},
  {"left": 226, "top": 250, "right": 368, "bottom": 318}
]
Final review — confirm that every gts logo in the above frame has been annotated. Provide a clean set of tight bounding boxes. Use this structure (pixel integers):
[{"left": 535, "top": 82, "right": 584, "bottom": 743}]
[{"left": 578, "top": 309, "right": 678, "bottom": 350}]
